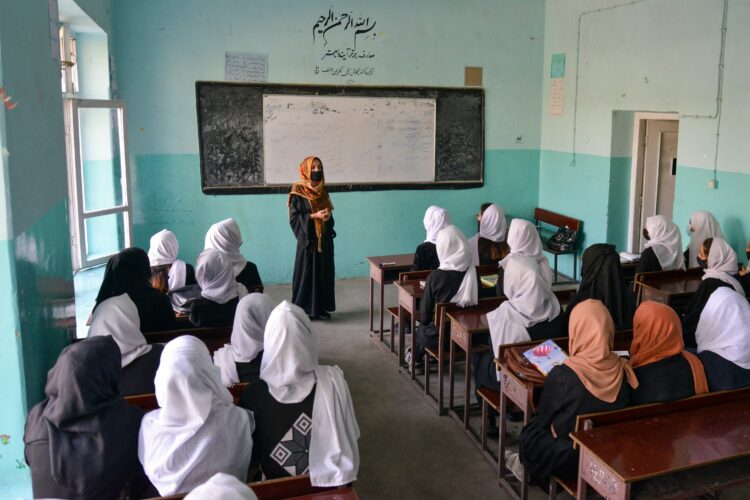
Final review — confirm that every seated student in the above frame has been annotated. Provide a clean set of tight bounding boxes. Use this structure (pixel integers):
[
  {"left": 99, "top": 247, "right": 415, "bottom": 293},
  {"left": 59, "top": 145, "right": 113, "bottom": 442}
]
[
  {"left": 695, "top": 287, "right": 750, "bottom": 391},
  {"left": 474, "top": 254, "right": 565, "bottom": 430},
  {"left": 205, "top": 218, "right": 263, "bottom": 293},
  {"left": 630, "top": 301, "right": 708, "bottom": 405},
  {"left": 213, "top": 293, "right": 276, "bottom": 387},
  {"left": 94, "top": 247, "right": 178, "bottom": 333},
  {"left": 88, "top": 293, "right": 164, "bottom": 396},
  {"left": 636, "top": 215, "right": 685, "bottom": 274},
  {"left": 468, "top": 203, "right": 509, "bottom": 266},
  {"left": 406, "top": 224, "right": 478, "bottom": 372},
  {"left": 190, "top": 249, "right": 248, "bottom": 327},
  {"left": 685, "top": 211, "right": 722, "bottom": 268},
  {"left": 681, "top": 237, "right": 744, "bottom": 347},
  {"left": 740, "top": 239, "right": 750, "bottom": 295},
  {"left": 184, "top": 473, "right": 258, "bottom": 500},
  {"left": 411, "top": 205, "right": 451, "bottom": 271},
  {"left": 504, "top": 218, "right": 554, "bottom": 287},
  {"left": 24, "top": 336, "right": 156, "bottom": 499},
  {"left": 239, "top": 301, "right": 360, "bottom": 487},
  {"left": 148, "top": 229, "right": 197, "bottom": 294},
  {"left": 516, "top": 300, "right": 636, "bottom": 487},
  {"left": 139, "top": 336, "right": 254, "bottom": 496},
  {"left": 566, "top": 243, "right": 636, "bottom": 331}
]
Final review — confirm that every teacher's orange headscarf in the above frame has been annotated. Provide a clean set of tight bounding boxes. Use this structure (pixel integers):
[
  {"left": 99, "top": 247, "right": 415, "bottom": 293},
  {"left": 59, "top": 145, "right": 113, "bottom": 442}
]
[{"left": 288, "top": 156, "right": 334, "bottom": 253}]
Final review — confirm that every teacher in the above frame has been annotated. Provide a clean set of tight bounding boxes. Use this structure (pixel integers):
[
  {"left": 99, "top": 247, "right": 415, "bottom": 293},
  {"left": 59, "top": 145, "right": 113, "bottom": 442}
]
[{"left": 288, "top": 156, "right": 336, "bottom": 320}]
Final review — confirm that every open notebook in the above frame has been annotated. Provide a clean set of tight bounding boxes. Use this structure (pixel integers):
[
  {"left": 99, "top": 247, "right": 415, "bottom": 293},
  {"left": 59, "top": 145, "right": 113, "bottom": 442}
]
[{"left": 523, "top": 339, "right": 568, "bottom": 376}]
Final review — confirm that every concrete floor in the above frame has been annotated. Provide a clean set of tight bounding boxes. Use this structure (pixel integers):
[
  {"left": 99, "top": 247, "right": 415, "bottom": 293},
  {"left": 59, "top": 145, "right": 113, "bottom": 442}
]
[{"left": 264, "top": 277, "right": 547, "bottom": 500}]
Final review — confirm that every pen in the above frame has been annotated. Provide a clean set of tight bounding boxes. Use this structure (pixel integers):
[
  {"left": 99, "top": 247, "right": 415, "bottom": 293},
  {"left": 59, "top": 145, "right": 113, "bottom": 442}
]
[{"left": 381, "top": 261, "right": 396, "bottom": 266}]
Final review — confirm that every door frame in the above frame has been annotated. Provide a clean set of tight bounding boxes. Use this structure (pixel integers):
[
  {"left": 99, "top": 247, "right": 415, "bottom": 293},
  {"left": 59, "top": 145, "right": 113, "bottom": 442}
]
[{"left": 627, "top": 112, "right": 679, "bottom": 252}]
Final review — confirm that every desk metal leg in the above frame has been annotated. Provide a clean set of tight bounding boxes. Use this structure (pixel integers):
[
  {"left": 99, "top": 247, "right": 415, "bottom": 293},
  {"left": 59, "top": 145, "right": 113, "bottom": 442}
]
[
  {"left": 499, "top": 390, "right": 508, "bottom": 481},
  {"left": 573, "top": 253, "right": 578, "bottom": 282},
  {"left": 554, "top": 253, "right": 559, "bottom": 282},
  {"left": 410, "top": 311, "right": 417, "bottom": 380},
  {"left": 369, "top": 277, "right": 374, "bottom": 332},
  {"left": 463, "top": 338, "right": 473, "bottom": 429},
  {"left": 448, "top": 341, "right": 455, "bottom": 414},
  {"left": 398, "top": 306, "right": 406, "bottom": 371},
  {"left": 379, "top": 280, "right": 385, "bottom": 336}
]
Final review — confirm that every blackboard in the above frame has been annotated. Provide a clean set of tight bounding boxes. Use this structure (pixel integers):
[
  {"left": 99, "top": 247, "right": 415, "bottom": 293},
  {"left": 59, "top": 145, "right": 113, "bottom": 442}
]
[{"left": 196, "top": 82, "right": 484, "bottom": 194}]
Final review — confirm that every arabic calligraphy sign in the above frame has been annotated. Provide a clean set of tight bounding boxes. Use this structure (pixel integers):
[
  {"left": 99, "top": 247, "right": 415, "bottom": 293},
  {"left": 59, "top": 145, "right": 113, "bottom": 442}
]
[{"left": 312, "top": 7, "right": 378, "bottom": 80}]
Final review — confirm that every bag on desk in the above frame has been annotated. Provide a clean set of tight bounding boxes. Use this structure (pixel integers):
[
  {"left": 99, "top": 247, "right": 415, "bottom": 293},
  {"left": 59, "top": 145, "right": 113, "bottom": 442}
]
[
  {"left": 505, "top": 347, "right": 546, "bottom": 385},
  {"left": 547, "top": 225, "right": 577, "bottom": 253}
]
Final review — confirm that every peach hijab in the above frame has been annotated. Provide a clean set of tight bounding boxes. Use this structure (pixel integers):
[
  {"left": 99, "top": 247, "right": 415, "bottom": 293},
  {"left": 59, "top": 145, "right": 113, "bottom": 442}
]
[
  {"left": 630, "top": 301, "right": 708, "bottom": 395},
  {"left": 288, "top": 156, "right": 334, "bottom": 253},
  {"left": 563, "top": 299, "right": 639, "bottom": 403}
]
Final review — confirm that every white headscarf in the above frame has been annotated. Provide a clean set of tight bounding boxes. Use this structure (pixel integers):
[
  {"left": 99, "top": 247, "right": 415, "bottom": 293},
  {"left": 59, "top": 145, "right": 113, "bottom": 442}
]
[
  {"left": 696, "top": 287, "right": 750, "bottom": 369},
  {"left": 184, "top": 473, "right": 258, "bottom": 500},
  {"left": 261, "top": 301, "right": 360, "bottom": 487},
  {"left": 205, "top": 218, "right": 248, "bottom": 277},
  {"left": 487, "top": 254, "right": 561, "bottom": 380},
  {"left": 703, "top": 238, "right": 743, "bottom": 294},
  {"left": 504, "top": 219, "right": 554, "bottom": 286},
  {"left": 644, "top": 215, "right": 685, "bottom": 271},
  {"left": 436, "top": 225, "right": 479, "bottom": 307},
  {"left": 423, "top": 206, "right": 452, "bottom": 244},
  {"left": 687, "top": 211, "right": 723, "bottom": 268},
  {"left": 213, "top": 293, "right": 276, "bottom": 387},
  {"left": 196, "top": 249, "right": 248, "bottom": 304},
  {"left": 88, "top": 293, "right": 152, "bottom": 367},
  {"left": 139, "top": 336, "right": 254, "bottom": 496},
  {"left": 148, "top": 229, "right": 188, "bottom": 291},
  {"left": 469, "top": 204, "right": 507, "bottom": 266}
]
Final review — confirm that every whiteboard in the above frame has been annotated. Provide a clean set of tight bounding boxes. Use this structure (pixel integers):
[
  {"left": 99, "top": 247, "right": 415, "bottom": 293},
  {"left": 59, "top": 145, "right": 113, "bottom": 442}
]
[{"left": 262, "top": 94, "right": 436, "bottom": 185}]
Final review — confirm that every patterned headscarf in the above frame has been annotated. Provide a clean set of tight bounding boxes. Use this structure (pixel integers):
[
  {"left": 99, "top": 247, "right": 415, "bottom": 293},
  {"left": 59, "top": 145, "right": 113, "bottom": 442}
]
[{"left": 288, "top": 156, "right": 334, "bottom": 252}]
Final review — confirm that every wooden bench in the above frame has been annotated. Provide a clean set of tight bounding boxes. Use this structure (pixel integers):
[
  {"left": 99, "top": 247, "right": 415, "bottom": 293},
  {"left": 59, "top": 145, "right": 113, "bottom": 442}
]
[
  {"left": 367, "top": 253, "right": 414, "bottom": 336},
  {"left": 534, "top": 208, "right": 582, "bottom": 284},
  {"left": 633, "top": 268, "right": 703, "bottom": 314},
  {"left": 125, "top": 382, "right": 249, "bottom": 411},
  {"left": 567, "top": 387, "right": 750, "bottom": 499},
  {"left": 154, "top": 474, "right": 356, "bottom": 499},
  {"left": 143, "top": 325, "right": 232, "bottom": 354}
]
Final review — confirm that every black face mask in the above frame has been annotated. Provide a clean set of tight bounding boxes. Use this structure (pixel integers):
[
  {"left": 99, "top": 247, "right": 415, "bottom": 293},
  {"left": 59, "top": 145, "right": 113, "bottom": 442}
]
[
  {"left": 697, "top": 257, "right": 708, "bottom": 269},
  {"left": 310, "top": 171, "right": 323, "bottom": 182}
]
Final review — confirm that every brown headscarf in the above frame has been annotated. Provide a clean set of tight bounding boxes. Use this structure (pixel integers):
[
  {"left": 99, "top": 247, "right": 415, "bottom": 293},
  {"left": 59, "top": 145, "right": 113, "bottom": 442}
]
[
  {"left": 288, "top": 156, "right": 334, "bottom": 253},
  {"left": 564, "top": 299, "right": 639, "bottom": 403},
  {"left": 630, "top": 301, "right": 709, "bottom": 395}
]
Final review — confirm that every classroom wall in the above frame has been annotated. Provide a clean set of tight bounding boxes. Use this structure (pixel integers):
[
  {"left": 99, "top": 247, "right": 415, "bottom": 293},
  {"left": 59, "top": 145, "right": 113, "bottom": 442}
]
[
  {"left": 112, "top": 0, "right": 547, "bottom": 284},
  {"left": 540, "top": 0, "right": 750, "bottom": 275}
]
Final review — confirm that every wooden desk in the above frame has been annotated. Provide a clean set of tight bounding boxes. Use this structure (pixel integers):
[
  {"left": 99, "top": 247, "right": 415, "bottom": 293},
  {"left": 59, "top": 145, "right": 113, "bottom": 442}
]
[
  {"left": 634, "top": 268, "right": 703, "bottom": 314},
  {"left": 144, "top": 326, "right": 232, "bottom": 354},
  {"left": 287, "top": 487, "right": 358, "bottom": 499},
  {"left": 154, "top": 474, "right": 353, "bottom": 499},
  {"left": 393, "top": 279, "right": 424, "bottom": 379},
  {"left": 571, "top": 398, "right": 750, "bottom": 499},
  {"left": 367, "top": 254, "right": 414, "bottom": 336}
]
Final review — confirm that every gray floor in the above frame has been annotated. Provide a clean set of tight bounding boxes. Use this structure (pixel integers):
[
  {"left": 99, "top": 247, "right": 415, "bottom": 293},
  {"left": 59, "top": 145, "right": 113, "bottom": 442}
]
[{"left": 264, "top": 277, "right": 546, "bottom": 500}]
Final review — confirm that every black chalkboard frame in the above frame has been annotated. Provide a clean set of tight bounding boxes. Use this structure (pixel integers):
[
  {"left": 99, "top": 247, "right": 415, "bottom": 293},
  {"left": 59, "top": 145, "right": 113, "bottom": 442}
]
[{"left": 196, "top": 82, "right": 484, "bottom": 194}]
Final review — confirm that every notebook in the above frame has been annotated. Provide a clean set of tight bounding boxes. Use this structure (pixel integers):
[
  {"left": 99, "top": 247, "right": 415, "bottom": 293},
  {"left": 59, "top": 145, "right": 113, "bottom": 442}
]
[
  {"left": 480, "top": 274, "right": 498, "bottom": 288},
  {"left": 523, "top": 339, "right": 568, "bottom": 376}
]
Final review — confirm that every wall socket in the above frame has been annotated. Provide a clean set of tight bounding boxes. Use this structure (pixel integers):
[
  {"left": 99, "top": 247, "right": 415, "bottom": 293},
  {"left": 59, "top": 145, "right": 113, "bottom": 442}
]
[{"left": 708, "top": 179, "right": 718, "bottom": 189}]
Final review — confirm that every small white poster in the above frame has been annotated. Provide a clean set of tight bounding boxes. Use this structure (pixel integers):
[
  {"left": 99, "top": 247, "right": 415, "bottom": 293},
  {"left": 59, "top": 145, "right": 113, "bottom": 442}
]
[
  {"left": 550, "top": 78, "right": 564, "bottom": 116},
  {"left": 225, "top": 52, "right": 268, "bottom": 82}
]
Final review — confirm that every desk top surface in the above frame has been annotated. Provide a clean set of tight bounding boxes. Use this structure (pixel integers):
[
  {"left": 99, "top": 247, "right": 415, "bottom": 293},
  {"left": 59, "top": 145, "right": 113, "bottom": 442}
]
[
  {"left": 288, "top": 487, "right": 359, "bottom": 499},
  {"left": 571, "top": 398, "right": 750, "bottom": 482},
  {"left": 366, "top": 253, "right": 414, "bottom": 268},
  {"left": 394, "top": 279, "right": 424, "bottom": 299},
  {"left": 446, "top": 302, "right": 499, "bottom": 333}
]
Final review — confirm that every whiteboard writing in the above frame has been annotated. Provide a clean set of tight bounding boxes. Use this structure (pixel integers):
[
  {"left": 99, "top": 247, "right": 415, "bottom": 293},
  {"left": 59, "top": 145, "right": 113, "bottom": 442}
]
[
  {"left": 262, "top": 94, "right": 436, "bottom": 185},
  {"left": 225, "top": 52, "right": 268, "bottom": 82}
]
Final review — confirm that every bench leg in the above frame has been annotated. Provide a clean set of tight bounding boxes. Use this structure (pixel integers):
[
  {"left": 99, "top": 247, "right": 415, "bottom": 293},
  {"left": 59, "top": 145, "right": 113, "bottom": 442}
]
[
  {"left": 480, "top": 399, "right": 488, "bottom": 451},
  {"left": 424, "top": 352, "right": 430, "bottom": 395},
  {"left": 448, "top": 341, "right": 455, "bottom": 416},
  {"left": 549, "top": 478, "right": 558, "bottom": 499},
  {"left": 369, "top": 277, "right": 374, "bottom": 332},
  {"left": 437, "top": 338, "right": 445, "bottom": 415},
  {"left": 390, "top": 315, "right": 395, "bottom": 354},
  {"left": 573, "top": 252, "right": 578, "bottom": 282},
  {"left": 554, "top": 253, "right": 559, "bottom": 283}
]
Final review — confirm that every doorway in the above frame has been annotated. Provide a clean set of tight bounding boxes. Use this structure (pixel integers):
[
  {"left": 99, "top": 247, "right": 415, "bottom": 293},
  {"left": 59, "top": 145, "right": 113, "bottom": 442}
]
[{"left": 627, "top": 113, "right": 680, "bottom": 251}]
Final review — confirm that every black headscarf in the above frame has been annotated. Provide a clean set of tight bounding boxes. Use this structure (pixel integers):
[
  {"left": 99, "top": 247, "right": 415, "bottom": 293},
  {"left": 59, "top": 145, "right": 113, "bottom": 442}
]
[
  {"left": 24, "top": 336, "right": 145, "bottom": 497},
  {"left": 569, "top": 244, "right": 636, "bottom": 330},
  {"left": 94, "top": 247, "right": 153, "bottom": 310}
]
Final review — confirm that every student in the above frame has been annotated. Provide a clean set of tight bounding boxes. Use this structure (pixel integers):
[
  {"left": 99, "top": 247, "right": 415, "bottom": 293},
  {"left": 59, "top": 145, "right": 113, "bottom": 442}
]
[
  {"left": 629, "top": 301, "right": 708, "bottom": 405},
  {"left": 213, "top": 293, "right": 276, "bottom": 387},
  {"left": 517, "top": 300, "right": 636, "bottom": 487},
  {"left": 239, "top": 301, "right": 360, "bottom": 487},
  {"left": 288, "top": 156, "right": 336, "bottom": 320},
  {"left": 566, "top": 243, "right": 636, "bottom": 330},
  {"left": 406, "top": 224, "right": 478, "bottom": 372},
  {"left": 685, "top": 211, "right": 722, "bottom": 268},
  {"left": 468, "top": 203, "right": 509, "bottom": 266},
  {"left": 94, "top": 247, "right": 178, "bottom": 333},
  {"left": 681, "top": 237, "right": 744, "bottom": 347},
  {"left": 24, "top": 336, "right": 156, "bottom": 499},
  {"left": 742, "top": 240, "right": 750, "bottom": 295},
  {"left": 505, "top": 218, "right": 554, "bottom": 287},
  {"left": 184, "top": 473, "right": 258, "bottom": 500},
  {"left": 205, "top": 218, "right": 263, "bottom": 293},
  {"left": 635, "top": 215, "right": 685, "bottom": 274},
  {"left": 411, "top": 205, "right": 451, "bottom": 271},
  {"left": 695, "top": 287, "right": 750, "bottom": 391},
  {"left": 474, "top": 254, "right": 565, "bottom": 426},
  {"left": 148, "top": 229, "right": 197, "bottom": 294},
  {"left": 190, "top": 249, "right": 248, "bottom": 327},
  {"left": 139, "top": 336, "right": 254, "bottom": 496},
  {"left": 88, "top": 293, "right": 164, "bottom": 396}
]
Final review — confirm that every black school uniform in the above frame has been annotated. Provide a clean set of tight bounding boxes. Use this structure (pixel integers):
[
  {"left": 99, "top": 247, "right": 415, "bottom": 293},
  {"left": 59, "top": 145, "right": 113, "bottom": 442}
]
[
  {"left": 635, "top": 247, "right": 662, "bottom": 274},
  {"left": 411, "top": 242, "right": 439, "bottom": 271},
  {"left": 236, "top": 262, "right": 263, "bottom": 293},
  {"left": 189, "top": 296, "right": 240, "bottom": 327},
  {"left": 681, "top": 278, "right": 733, "bottom": 348},
  {"left": 698, "top": 350, "right": 750, "bottom": 391},
  {"left": 239, "top": 380, "right": 316, "bottom": 480},
  {"left": 519, "top": 364, "right": 631, "bottom": 487},
  {"left": 120, "top": 343, "right": 165, "bottom": 397},
  {"left": 631, "top": 355, "right": 696, "bottom": 405},
  {"left": 235, "top": 353, "right": 264, "bottom": 384},
  {"left": 413, "top": 269, "right": 464, "bottom": 361}
]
